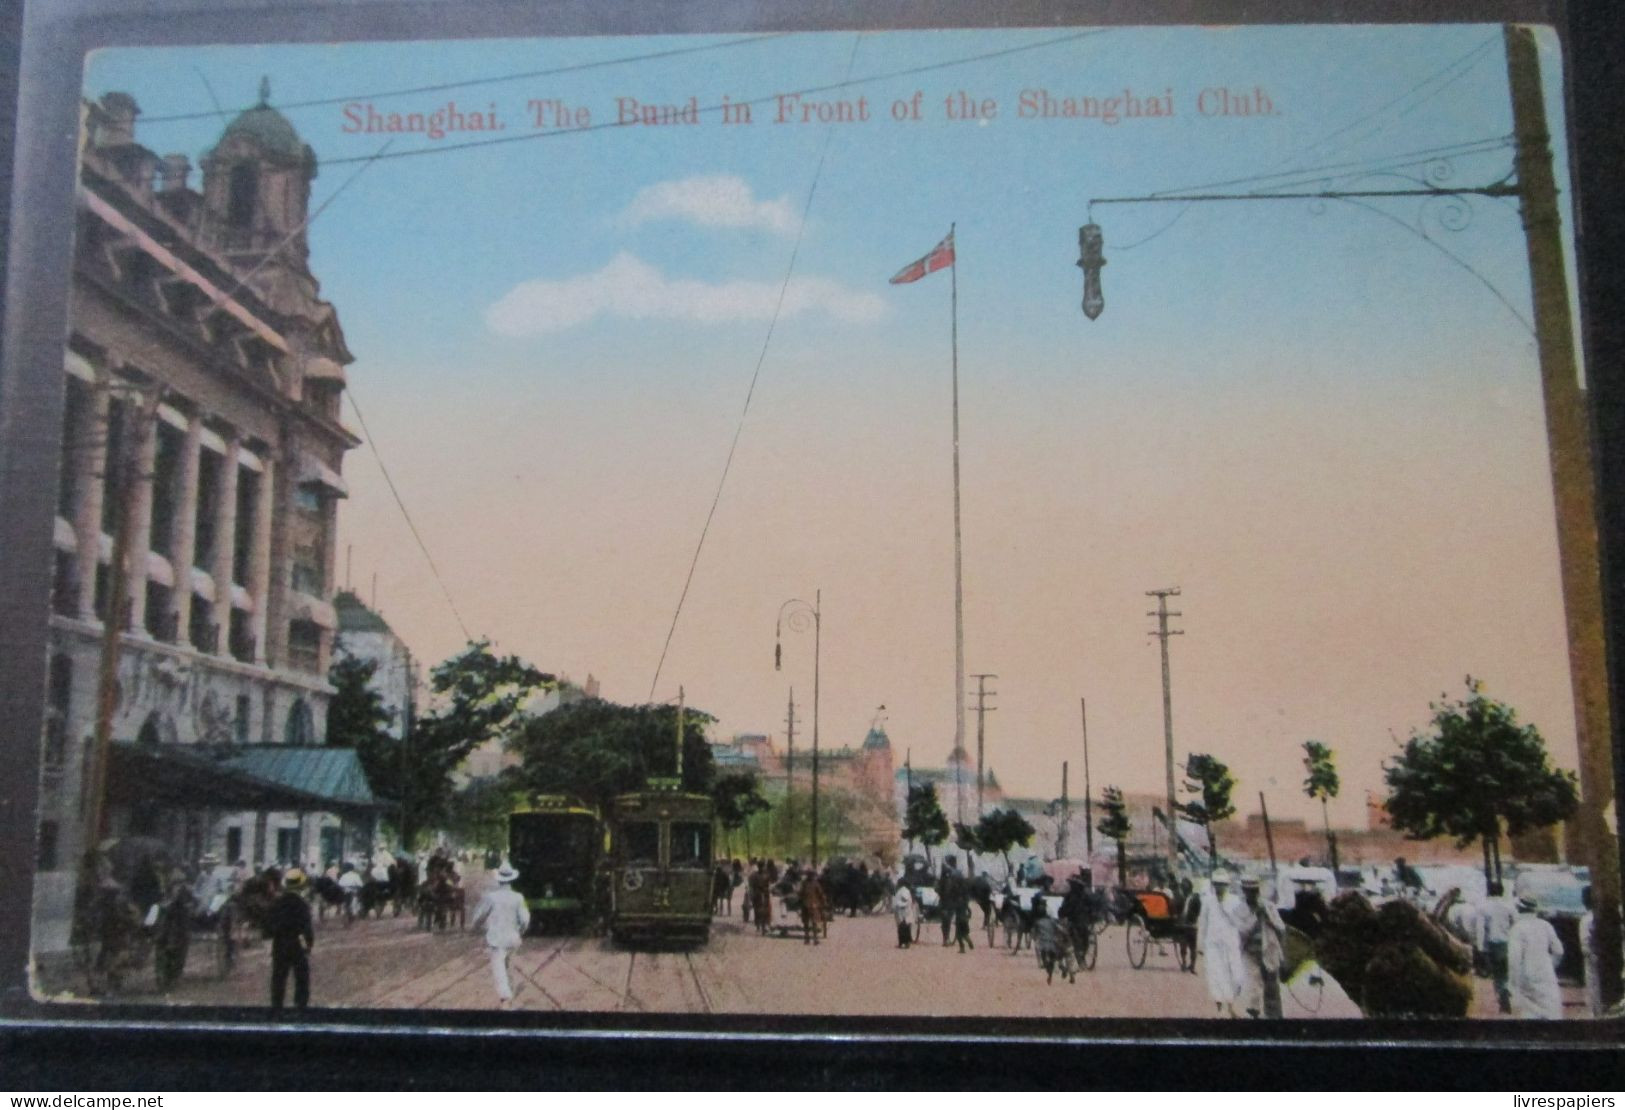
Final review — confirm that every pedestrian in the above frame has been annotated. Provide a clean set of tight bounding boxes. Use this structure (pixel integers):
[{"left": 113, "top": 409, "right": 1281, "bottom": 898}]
[
  {"left": 1579, "top": 886, "right": 1603, "bottom": 1018},
  {"left": 470, "top": 863, "right": 530, "bottom": 1007},
  {"left": 1506, "top": 894, "right": 1565, "bottom": 1019},
  {"left": 799, "top": 872, "right": 828, "bottom": 946},
  {"left": 1031, "top": 895, "right": 1075, "bottom": 984},
  {"left": 1197, "top": 871, "right": 1245, "bottom": 1017},
  {"left": 938, "top": 856, "right": 962, "bottom": 946},
  {"left": 892, "top": 883, "right": 916, "bottom": 948},
  {"left": 954, "top": 888, "right": 975, "bottom": 953},
  {"left": 1479, "top": 881, "right": 1518, "bottom": 1014},
  {"left": 1238, "top": 875, "right": 1286, "bottom": 1018},
  {"left": 750, "top": 862, "right": 772, "bottom": 934},
  {"left": 267, "top": 868, "right": 315, "bottom": 1014}
]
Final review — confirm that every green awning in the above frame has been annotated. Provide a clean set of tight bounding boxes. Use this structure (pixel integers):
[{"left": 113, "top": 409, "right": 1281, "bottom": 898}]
[{"left": 110, "top": 742, "right": 383, "bottom": 818}]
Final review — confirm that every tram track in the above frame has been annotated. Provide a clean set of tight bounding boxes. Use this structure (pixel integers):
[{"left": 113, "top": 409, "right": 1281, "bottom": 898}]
[{"left": 683, "top": 951, "right": 714, "bottom": 1014}]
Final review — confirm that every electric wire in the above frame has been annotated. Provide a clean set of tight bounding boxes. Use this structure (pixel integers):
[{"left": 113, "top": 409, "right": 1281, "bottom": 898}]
[
  {"left": 344, "top": 385, "right": 474, "bottom": 642},
  {"left": 141, "top": 34, "right": 795, "bottom": 123},
  {"left": 645, "top": 32, "right": 866, "bottom": 702},
  {"left": 321, "top": 29, "right": 1109, "bottom": 166}
]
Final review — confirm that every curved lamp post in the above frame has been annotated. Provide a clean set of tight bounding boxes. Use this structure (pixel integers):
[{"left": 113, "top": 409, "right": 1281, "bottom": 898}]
[{"left": 775, "top": 592, "right": 821, "bottom": 866}]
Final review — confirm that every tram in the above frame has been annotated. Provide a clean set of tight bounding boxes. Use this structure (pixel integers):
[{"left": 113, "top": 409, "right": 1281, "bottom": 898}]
[
  {"left": 507, "top": 796, "right": 601, "bottom": 932},
  {"left": 606, "top": 781, "right": 714, "bottom": 946}
]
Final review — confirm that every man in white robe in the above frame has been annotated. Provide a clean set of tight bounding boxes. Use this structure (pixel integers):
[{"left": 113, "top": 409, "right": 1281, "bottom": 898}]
[
  {"left": 1197, "top": 871, "right": 1245, "bottom": 1017},
  {"left": 1506, "top": 895, "right": 1565, "bottom": 1019}
]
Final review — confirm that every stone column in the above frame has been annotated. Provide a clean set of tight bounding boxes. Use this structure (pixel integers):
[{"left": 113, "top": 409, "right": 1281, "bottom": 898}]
[
  {"left": 123, "top": 404, "right": 158, "bottom": 633},
  {"left": 248, "top": 454, "right": 275, "bottom": 665},
  {"left": 252, "top": 810, "right": 268, "bottom": 868},
  {"left": 211, "top": 437, "right": 240, "bottom": 653},
  {"left": 167, "top": 412, "right": 203, "bottom": 644},
  {"left": 72, "top": 384, "right": 109, "bottom": 621}
]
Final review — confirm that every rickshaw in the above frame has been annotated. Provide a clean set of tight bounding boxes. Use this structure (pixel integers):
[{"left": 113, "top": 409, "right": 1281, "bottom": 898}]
[{"left": 1123, "top": 887, "right": 1199, "bottom": 970}]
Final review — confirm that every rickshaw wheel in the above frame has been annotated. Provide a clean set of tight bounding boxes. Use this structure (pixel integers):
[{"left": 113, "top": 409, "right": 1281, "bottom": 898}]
[{"left": 1126, "top": 915, "right": 1150, "bottom": 968}]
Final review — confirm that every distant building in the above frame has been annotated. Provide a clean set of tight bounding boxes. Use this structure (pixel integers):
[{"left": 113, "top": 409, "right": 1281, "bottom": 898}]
[{"left": 333, "top": 590, "right": 414, "bottom": 739}]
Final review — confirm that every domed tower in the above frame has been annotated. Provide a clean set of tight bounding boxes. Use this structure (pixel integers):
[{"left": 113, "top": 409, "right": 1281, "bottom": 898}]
[{"left": 199, "top": 77, "right": 320, "bottom": 316}]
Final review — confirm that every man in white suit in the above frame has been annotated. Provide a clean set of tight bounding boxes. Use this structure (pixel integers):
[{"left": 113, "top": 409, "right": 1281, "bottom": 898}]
[{"left": 471, "top": 863, "right": 531, "bottom": 1006}]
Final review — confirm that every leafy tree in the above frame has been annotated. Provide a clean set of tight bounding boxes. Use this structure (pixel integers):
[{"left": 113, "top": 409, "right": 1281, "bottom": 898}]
[
  {"left": 325, "top": 655, "right": 399, "bottom": 813},
  {"left": 395, "top": 641, "right": 552, "bottom": 848},
  {"left": 1179, "top": 753, "right": 1237, "bottom": 869},
  {"left": 971, "top": 808, "right": 1037, "bottom": 877},
  {"left": 1384, "top": 677, "right": 1578, "bottom": 884},
  {"left": 443, "top": 775, "right": 522, "bottom": 854},
  {"left": 1302, "top": 739, "right": 1341, "bottom": 871},
  {"left": 713, "top": 771, "right": 772, "bottom": 858},
  {"left": 507, "top": 696, "right": 716, "bottom": 814},
  {"left": 903, "top": 782, "right": 950, "bottom": 867},
  {"left": 1097, "top": 786, "right": 1132, "bottom": 888}
]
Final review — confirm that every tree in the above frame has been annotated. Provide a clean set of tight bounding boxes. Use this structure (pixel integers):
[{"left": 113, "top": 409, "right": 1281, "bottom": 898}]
[
  {"left": 396, "top": 641, "right": 552, "bottom": 848},
  {"left": 507, "top": 696, "right": 716, "bottom": 814},
  {"left": 442, "top": 775, "right": 522, "bottom": 854},
  {"left": 971, "top": 808, "right": 1037, "bottom": 877},
  {"left": 1097, "top": 786, "right": 1132, "bottom": 888},
  {"left": 903, "top": 782, "right": 950, "bottom": 867},
  {"left": 1302, "top": 739, "right": 1341, "bottom": 871},
  {"left": 325, "top": 655, "right": 398, "bottom": 812},
  {"left": 1179, "top": 753, "right": 1237, "bottom": 869},
  {"left": 1384, "top": 677, "right": 1579, "bottom": 884},
  {"left": 713, "top": 771, "right": 772, "bottom": 858}
]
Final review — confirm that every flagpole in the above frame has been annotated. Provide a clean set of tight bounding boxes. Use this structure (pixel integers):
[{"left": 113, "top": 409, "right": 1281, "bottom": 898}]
[{"left": 950, "top": 223, "right": 967, "bottom": 828}]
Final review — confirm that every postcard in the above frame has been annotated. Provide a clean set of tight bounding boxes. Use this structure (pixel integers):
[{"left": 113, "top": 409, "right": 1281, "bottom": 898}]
[{"left": 13, "top": 19, "right": 1620, "bottom": 1029}]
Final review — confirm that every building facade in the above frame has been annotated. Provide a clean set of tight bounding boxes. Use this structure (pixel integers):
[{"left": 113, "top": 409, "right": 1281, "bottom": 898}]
[{"left": 34, "top": 85, "right": 369, "bottom": 951}]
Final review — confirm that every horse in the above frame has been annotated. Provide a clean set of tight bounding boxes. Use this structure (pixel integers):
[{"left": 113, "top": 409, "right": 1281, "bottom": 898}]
[
  {"left": 389, "top": 859, "right": 418, "bottom": 918},
  {"left": 312, "top": 875, "right": 355, "bottom": 925}
]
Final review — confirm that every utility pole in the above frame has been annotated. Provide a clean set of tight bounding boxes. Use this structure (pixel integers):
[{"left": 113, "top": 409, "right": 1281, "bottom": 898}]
[
  {"left": 675, "top": 685, "right": 685, "bottom": 780},
  {"left": 1080, "top": 697, "right": 1094, "bottom": 857},
  {"left": 1505, "top": 23, "right": 1621, "bottom": 1007},
  {"left": 1147, "top": 588, "right": 1184, "bottom": 874},
  {"left": 1058, "top": 760, "right": 1070, "bottom": 860},
  {"left": 785, "top": 688, "right": 796, "bottom": 856},
  {"left": 970, "top": 673, "right": 997, "bottom": 816}
]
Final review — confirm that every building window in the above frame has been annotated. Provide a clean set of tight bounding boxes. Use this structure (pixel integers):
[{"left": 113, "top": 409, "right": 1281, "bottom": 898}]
[
  {"left": 43, "top": 654, "right": 72, "bottom": 771},
  {"left": 144, "top": 582, "right": 175, "bottom": 641},
  {"left": 194, "top": 448, "right": 220, "bottom": 570},
  {"left": 225, "top": 826, "right": 243, "bottom": 864},
  {"left": 38, "top": 821, "right": 59, "bottom": 871},
  {"left": 137, "top": 711, "right": 163, "bottom": 745},
  {"left": 57, "top": 377, "right": 87, "bottom": 519},
  {"left": 188, "top": 594, "right": 216, "bottom": 653},
  {"left": 229, "top": 609, "right": 255, "bottom": 663},
  {"left": 148, "top": 420, "right": 183, "bottom": 560},
  {"left": 275, "top": 827, "right": 300, "bottom": 865},
  {"left": 233, "top": 469, "right": 257, "bottom": 586},
  {"left": 235, "top": 694, "right": 251, "bottom": 744},
  {"left": 285, "top": 698, "right": 315, "bottom": 745},
  {"left": 226, "top": 163, "right": 257, "bottom": 229},
  {"left": 287, "top": 619, "right": 322, "bottom": 674},
  {"left": 51, "top": 551, "right": 78, "bottom": 617}
]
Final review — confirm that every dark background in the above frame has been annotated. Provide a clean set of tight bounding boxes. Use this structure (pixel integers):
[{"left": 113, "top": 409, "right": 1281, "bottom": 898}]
[{"left": 0, "top": 0, "right": 1621, "bottom": 1089}]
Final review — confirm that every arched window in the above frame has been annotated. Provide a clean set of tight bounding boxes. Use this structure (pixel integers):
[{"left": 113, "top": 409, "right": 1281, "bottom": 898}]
[
  {"left": 137, "top": 711, "right": 163, "bottom": 746},
  {"left": 226, "top": 163, "right": 258, "bottom": 229},
  {"left": 43, "top": 655, "right": 72, "bottom": 769},
  {"left": 284, "top": 698, "right": 315, "bottom": 746}
]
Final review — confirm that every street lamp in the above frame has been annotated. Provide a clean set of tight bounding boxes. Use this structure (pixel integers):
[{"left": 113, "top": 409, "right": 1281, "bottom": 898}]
[
  {"left": 775, "top": 592, "right": 821, "bottom": 867},
  {"left": 1076, "top": 222, "right": 1106, "bottom": 320}
]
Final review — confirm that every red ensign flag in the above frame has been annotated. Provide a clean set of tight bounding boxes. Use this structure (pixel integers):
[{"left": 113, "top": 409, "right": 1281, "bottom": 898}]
[{"left": 889, "top": 231, "right": 955, "bottom": 284}]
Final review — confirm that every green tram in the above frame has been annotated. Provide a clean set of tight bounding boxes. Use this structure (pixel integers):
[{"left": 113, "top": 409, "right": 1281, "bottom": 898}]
[
  {"left": 607, "top": 782, "right": 714, "bottom": 946},
  {"left": 507, "top": 796, "right": 602, "bottom": 932}
]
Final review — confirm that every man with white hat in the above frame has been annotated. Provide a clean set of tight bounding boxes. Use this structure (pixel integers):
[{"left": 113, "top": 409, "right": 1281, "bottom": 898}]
[
  {"left": 1197, "top": 870, "right": 1246, "bottom": 1017},
  {"left": 1238, "top": 874, "right": 1287, "bottom": 1018},
  {"left": 1506, "top": 893, "right": 1565, "bottom": 1019},
  {"left": 471, "top": 863, "right": 530, "bottom": 1006}
]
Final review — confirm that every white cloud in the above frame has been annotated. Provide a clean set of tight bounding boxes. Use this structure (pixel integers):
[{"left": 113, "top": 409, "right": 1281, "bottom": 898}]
[
  {"left": 618, "top": 175, "right": 798, "bottom": 235},
  {"left": 485, "top": 253, "right": 888, "bottom": 337}
]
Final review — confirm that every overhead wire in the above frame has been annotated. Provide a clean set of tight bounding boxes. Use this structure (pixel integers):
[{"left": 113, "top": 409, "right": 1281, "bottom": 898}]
[
  {"left": 646, "top": 31, "right": 867, "bottom": 702},
  {"left": 140, "top": 34, "right": 795, "bottom": 123},
  {"left": 320, "top": 29, "right": 1110, "bottom": 166}
]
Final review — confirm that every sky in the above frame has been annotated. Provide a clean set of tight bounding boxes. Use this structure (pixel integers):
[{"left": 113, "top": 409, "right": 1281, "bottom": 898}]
[{"left": 83, "top": 24, "right": 1588, "bottom": 827}]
